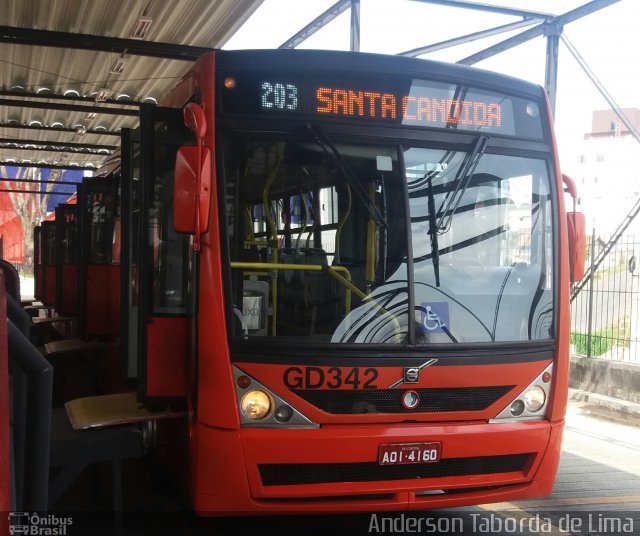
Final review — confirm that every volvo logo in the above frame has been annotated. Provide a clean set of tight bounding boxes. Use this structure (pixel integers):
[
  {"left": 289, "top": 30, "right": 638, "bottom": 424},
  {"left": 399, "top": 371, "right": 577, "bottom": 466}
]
[
  {"left": 389, "top": 359, "right": 438, "bottom": 388},
  {"left": 404, "top": 367, "right": 420, "bottom": 383},
  {"left": 402, "top": 390, "right": 421, "bottom": 410}
]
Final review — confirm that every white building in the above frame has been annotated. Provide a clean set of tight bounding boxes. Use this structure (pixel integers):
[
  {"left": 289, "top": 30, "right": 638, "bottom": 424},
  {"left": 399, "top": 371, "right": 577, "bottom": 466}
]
[{"left": 573, "top": 108, "right": 640, "bottom": 239}]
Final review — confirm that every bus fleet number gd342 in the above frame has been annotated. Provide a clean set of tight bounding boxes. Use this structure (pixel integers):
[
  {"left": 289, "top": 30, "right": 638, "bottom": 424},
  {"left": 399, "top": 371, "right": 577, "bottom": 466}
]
[{"left": 283, "top": 366, "right": 379, "bottom": 390}]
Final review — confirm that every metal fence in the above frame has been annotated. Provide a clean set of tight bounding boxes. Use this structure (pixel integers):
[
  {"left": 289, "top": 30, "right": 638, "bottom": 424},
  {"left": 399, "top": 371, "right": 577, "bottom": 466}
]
[{"left": 570, "top": 229, "right": 640, "bottom": 362}]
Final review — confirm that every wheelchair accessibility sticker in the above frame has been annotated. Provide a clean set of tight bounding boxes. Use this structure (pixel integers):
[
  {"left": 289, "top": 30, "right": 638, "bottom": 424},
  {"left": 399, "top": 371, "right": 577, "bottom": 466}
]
[{"left": 419, "top": 302, "right": 449, "bottom": 333}]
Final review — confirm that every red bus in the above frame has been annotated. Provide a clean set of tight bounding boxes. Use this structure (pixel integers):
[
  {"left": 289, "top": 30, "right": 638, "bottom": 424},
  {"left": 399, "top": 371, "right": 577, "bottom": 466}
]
[{"left": 114, "top": 49, "right": 585, "bottom": 514}]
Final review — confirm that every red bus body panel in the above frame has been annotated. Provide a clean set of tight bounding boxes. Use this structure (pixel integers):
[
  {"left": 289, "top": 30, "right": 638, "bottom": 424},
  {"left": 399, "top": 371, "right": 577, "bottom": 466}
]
[
  {"left": 146, "top": 317, "right": 187, "bottom": 397},
  {"left": 86, "top": 264, "right": 120, "bottom": 338},
  {"left": 61, "top": 264, "right": 77, "bottom": 315},
  {"left": 44, "top": 266, "right": 56, "bottom": 306},
  {"left": 190, "top": 420, "right": 562, "bottom": 514},
  {"left": 35, "top": 263, "right": 44, "bottom": 301},
  {"left": 546, "top": 94, "right": 571, "bottom": 424}
]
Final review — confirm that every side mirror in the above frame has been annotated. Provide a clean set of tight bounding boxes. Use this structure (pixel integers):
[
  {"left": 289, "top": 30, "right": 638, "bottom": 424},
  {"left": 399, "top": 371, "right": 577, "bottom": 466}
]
[
  {"left": 183, "top": 102, "right": 207, "bottom": 138},
  {"left": 567, "top": 211, "right": 586, "bottom": 282},
  {"left": 563, "top": 174, "right": 586, "bottom": 283},
  {"left": 173, "top": 102, "right": 211, "bottom": 239},
  {"left": 173, "top": 145, "right": 212, "bottom": 235}
]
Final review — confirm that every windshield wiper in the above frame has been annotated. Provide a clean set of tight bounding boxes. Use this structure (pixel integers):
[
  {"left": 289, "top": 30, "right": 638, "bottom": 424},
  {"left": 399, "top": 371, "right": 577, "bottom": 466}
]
[
  {"left": 436, "top": 135, "right": 488, "bottom": 232},
  {"left": 426, "top": 175, "right": 440, "bottom": 287},
  {"left": 420, "top": 135, "right": 488, "bottom": 287},
  {"left": 305, "top": 123, "right": 386, "bottom": 228}
]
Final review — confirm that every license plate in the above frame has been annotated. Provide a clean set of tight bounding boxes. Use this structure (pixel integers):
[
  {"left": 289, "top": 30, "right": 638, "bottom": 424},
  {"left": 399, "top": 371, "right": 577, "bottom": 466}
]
[{"left": 378, "top": 442, "right": 441, "bottom": 466}]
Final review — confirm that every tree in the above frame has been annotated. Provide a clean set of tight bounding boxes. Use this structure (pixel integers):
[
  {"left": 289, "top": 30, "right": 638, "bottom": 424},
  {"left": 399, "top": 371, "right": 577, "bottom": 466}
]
[{"left": 1, "top": 165, "right": 62, "bottom": 272}]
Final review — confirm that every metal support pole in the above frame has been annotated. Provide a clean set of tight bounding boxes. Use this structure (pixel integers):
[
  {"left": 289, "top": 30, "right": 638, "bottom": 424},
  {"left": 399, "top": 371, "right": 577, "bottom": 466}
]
[
  {"left": 587, "top": 229, "right": 596, "bottom": 358},
  {"left": 544, "top": 22, "right": 561, "bottom": 118},
  {"left": 350, "top": 0, "right": 360, "bottom": 52}
]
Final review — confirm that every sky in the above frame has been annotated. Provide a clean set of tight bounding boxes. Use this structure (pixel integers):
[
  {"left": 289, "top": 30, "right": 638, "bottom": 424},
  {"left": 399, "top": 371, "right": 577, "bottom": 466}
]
[{"left": 223, "top": 0, "right": 639, "bottom": 177}]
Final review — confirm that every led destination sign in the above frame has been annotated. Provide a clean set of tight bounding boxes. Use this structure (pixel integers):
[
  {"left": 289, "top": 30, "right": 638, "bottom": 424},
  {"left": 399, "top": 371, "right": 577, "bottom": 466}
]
[
  {"left": 222, "top": 71, "right": 543, "bottom": 138},
  {"left": 316, "top": 86, "right": 502, "bottom": 128}
]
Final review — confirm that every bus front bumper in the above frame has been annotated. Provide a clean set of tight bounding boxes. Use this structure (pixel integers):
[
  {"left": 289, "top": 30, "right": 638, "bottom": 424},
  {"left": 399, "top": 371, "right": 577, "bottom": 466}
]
[{"left": 192, "top": 419, "right": 563, "bottom": 515}]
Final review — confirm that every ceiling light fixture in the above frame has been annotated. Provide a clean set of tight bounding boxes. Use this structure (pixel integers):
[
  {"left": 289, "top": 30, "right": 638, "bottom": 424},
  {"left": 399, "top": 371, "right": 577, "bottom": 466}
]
[
  {"left": 110, "top": 54, "right": 130, "bottom": 75},
  {"left": 130, "top": 16, "right": 153, "bottom": 39},
  {"left": 95, "top": 90, "right": 111, "bottom": 102}
]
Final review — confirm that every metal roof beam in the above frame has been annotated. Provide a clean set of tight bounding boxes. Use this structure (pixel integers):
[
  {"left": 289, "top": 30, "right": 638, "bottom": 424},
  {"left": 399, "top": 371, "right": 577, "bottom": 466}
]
[
  {"left": 0, "top": 146, "right": 111, "bottom": 157},
  {"left": 457, "top": 22, "right": 544, "bottom": 65},
  {"left": 0, "top": 89, "right": 141, "bottom": 107},
  {"left": 400, "top": 18, "right": 538, "bottom": 57},
  {"left": 0, "top": 161, "right": 96, "bottom": 171},
  {"left": 0, "top": 137, "right": 116, "bottom": 151},
  {"left": 457, "top": 0, "right": 622, "bottom": 66},
  {"left": 0, "top": 25, "right": 212, "bottom": 61},
  {"left": 557, "top": 0, "right": 622, "bottom": 26},
  {"left": 0, "top": 176, "right": 81, "bottom": 187},
  {"left": 279, "top": 0, "right": 350, "bottom": 49},
  {"left": 0, "top": 98, "right": 138, "bottom": 116},
  {"left": 410, "top": 0, "right": 555, "bottom": 21},
  {"left": 0, "top": 189, "right": 74, "bottom": 196},
  {"left": 0, "top": 122, "right": 120, "bottom": 137},
  {"left": 561, "top": 33, "right": 640, "bottom": 145}
]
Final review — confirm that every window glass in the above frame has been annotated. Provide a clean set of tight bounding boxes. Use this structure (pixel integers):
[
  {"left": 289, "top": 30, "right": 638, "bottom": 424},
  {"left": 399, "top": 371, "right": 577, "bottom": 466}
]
[
  {"left": 42, "top": 222, "right": 56, "bottom": 266},
  {"left": 60, "top": 209, "right": 76, "bottom": 264},
  {"left": 406, "top": 148, "right": 553, "bottom": 342},
  {"left": 88, "top": 189, "right": 115, "bottom": 264},
  {"left": 223, "top": 137, "right": 554, "bottom": 345},
  {"left": 224, "top": 137, "right": 409, "bottom": 343},
  {"left": 149, "top": 127, "right": 192, "bottom": 314}
]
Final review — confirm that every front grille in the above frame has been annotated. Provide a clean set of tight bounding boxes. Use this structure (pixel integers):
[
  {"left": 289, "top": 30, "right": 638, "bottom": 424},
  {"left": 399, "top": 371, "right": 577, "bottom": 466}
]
[
  {"left": 293, "top": 386, "right": 514, "bottom": 414},
  {"left": 259, "top": 453, "right": 531, "bottom": 486}
]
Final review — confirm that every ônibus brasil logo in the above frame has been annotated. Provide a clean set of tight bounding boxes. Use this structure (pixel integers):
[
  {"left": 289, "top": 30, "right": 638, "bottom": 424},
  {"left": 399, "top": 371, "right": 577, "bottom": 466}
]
[{"left": 8, "top": 512, "right": 73, "bottom": 535}]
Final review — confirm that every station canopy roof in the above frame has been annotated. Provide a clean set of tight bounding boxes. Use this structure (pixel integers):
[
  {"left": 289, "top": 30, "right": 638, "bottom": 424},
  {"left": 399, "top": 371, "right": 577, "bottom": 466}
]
[{"left": 0, "top": 0, "right": 263, "bottom": 172}]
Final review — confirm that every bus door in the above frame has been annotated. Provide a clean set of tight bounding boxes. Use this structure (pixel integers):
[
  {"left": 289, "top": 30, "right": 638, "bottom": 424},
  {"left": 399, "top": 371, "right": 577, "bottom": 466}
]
[
  {"left": 54, "top": 203, "right": 78, "bottom": 317},
  {"left": 77, "top": 177, "right": 119, "bottom": 339},
  {"left": 41, "top": 221, "right": 56, "bottom": 307},
  {"left": 33, "top": 225, "right": 43, "bottom": 302},
  {"left": 0, "top": 280, "right": 9, "bottom": 522},
  {"left": 119, "top": 128, "right": 141, "bottom": 383},
  {"left": 129, "top": 104, "right": 194, "bottom": 406}
]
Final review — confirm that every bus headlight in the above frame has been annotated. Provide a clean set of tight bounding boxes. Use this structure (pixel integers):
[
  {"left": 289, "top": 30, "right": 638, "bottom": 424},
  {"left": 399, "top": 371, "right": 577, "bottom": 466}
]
[
  {"left": 233, "top": 366, "right": 317, "bottom": 428},
  {"left": 490, "top": 363, "right": 553, "bottom": 422},
  {"left": 523, "top": 386, "right": 546, "bottom": 412},
  {"left": 241, "top": 390, "right": 272, "bottom": 420}
]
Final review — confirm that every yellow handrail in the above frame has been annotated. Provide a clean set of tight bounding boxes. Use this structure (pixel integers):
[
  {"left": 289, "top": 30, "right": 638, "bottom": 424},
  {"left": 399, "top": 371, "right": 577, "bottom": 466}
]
[
  {"left": 231, "top": 262, "right": 352, "bottom": 316},
  {"left": 231, "top": 262, "right": 401, "bottom": 338}
]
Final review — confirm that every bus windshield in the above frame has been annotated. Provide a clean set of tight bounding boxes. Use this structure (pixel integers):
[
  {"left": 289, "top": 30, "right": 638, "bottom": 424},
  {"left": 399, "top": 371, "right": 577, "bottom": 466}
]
[{"left": 223, "top": 135, "right": 553, "bottom": 346}]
